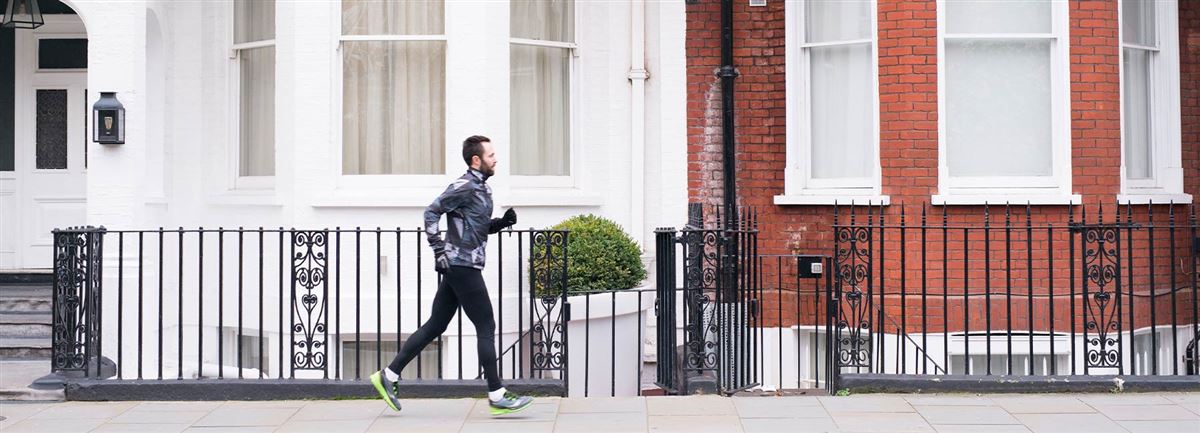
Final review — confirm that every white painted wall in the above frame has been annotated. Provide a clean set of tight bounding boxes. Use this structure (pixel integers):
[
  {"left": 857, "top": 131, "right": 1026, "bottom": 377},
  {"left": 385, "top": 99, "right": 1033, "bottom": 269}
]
[{"left": 68, "top": 0, "right": 688, "bottom": 382}]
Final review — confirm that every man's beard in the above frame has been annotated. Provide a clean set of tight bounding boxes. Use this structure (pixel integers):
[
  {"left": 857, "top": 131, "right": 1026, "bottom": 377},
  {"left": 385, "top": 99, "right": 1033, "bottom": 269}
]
[{"left": 480, "top": 163, "right": 495, "bottom": 177}]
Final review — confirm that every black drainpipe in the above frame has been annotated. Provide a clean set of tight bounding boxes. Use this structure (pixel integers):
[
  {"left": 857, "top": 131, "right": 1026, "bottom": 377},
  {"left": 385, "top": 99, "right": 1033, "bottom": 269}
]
[{"left": 718, "top": 0, "right": 739, "bottom": 225}]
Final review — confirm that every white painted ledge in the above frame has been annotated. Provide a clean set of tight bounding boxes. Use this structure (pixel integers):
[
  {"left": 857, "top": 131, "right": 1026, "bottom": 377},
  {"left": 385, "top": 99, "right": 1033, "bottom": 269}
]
[
  {"left": 932, "top": 194, "right": 1082, "bottom": 206},
  {"left": 773, "top": 194, "right": 890, "bottom": 206},
  {"left": 1115, "top": 193, "right": 1194, "bottom": 205}
]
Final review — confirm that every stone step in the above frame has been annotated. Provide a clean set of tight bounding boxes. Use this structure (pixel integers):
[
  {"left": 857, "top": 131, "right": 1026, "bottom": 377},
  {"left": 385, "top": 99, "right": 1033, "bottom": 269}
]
[
  {"left": 0, "top": 312, "right": 52, "bottom": 338},
  {"left": 0, "top": 337, "right": 52, "bottom": 359},
  {"left": 0, "top": 285, "right": 53, "bottom": 313}
]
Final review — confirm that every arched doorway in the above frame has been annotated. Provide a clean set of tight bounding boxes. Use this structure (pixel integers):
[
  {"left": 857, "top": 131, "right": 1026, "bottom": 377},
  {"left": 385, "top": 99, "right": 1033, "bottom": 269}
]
[{"left": 1, "top": 0, "right": 87, "bottom": 269}]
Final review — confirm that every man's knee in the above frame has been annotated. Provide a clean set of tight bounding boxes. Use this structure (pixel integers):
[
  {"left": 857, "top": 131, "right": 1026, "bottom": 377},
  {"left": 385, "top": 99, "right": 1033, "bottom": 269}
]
[{"left": 474, "top": 318, "right": 496, "bottom": 337}]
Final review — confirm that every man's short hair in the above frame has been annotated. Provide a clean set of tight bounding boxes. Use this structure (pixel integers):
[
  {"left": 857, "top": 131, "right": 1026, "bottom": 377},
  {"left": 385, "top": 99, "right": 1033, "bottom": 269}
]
[{"left": 463, "top": 135, "right": 491, "bottom": 166}]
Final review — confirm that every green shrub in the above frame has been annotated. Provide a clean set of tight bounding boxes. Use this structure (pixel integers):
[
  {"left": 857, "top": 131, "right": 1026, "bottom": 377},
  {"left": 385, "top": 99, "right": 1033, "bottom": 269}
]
[{"left": 532, "top": 214, "right": 647, "bottom": 297}]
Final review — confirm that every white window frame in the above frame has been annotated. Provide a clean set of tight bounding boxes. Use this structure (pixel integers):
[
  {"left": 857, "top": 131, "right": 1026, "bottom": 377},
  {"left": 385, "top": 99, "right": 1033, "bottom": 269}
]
[
  {"left": 778, "top": 0, "right": 886, "bottom": 206},
  {"left": 934, "top": 0, "right": 1077, "bottom": 205},
  {"left": 1117, "top": 0, "right": 1190, "bottom": 205},
  {"left": 228, "top": 2, "right": 276, "bottom": 191},
  {"left": 331, "top": 2, "right": 451, "bottom": 191},
  {"left": 508, "top": 27, "right": 581, "bottom": 189}
]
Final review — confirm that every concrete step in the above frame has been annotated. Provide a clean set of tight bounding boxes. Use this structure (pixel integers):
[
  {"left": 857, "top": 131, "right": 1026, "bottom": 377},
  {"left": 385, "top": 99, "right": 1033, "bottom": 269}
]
[
  {"left": 0, "top": 312, "right": 52, "bottom": 338},
  {"left": 0, "top": 360, "right": 64, "bottom": 401},
  {"left": 0, "top": 337, "right": 52, "bottom": 359},
  {"left": 0, "top": 286, "right": 52, "bottom": 312}
]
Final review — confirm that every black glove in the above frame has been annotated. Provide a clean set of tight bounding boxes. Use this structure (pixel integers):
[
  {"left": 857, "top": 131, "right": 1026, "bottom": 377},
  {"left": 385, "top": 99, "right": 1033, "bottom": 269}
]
[
  {"left": 434, "top": 251, "right": 450, "bottom": 273},
  {"left": 501, "top": 208, "right": 518, "bottom": 228}
]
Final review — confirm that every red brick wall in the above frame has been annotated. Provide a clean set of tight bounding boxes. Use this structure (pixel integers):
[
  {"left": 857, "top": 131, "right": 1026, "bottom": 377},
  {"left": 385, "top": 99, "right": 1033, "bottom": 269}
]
[{"left": 686, "top": 0, "right": 1200, "bottom": 335}]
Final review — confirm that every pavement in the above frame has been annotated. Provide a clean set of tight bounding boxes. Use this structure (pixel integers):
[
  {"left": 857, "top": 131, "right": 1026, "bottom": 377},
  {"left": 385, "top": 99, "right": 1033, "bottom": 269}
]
[{"left": 0, "top": 393, "right": 1198, "bottom": 433}]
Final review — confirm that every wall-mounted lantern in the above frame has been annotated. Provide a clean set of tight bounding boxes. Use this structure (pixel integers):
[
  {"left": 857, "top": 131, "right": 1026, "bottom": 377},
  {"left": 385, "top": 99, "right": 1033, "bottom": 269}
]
[
  {"left": 2, "top": 0, "right": 45, "bottom": 29},
  {"left": 92, "top": 92, "right": 125, "bottom": 145}
]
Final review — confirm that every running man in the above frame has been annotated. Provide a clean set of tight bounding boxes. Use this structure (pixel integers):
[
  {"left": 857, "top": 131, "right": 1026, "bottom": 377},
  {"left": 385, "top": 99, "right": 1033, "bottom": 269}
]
[{"left": 370, "top": 135, "right": 534, "bottom": 416}]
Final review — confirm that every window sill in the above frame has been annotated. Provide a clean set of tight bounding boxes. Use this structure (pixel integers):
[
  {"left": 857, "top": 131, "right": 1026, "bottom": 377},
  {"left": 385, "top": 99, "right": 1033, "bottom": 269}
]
[
  {"left": 1115, "top": 193, "right": 1193, "bottom": 205},
  {"left": 773, "top": 194, "right": 890, "bottom": 206},
  {"left": 932, "top": 194, "right": 1082, "bottom": 206}
]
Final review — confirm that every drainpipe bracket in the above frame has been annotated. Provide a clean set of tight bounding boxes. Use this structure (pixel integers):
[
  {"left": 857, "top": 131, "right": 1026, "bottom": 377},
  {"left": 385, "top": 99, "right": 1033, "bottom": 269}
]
[{"left": 716, "top": 66, "right": 739, "bottom": 78}]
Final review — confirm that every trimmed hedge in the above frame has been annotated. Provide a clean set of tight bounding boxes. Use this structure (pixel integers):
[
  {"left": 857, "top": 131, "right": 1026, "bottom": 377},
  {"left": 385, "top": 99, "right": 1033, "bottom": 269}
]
[{"left": 532, "top": 214, "right": 647, "bottom": 297}]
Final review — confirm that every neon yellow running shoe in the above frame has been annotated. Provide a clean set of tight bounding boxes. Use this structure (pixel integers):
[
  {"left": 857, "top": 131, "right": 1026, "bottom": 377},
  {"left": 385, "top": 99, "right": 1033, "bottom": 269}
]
[
  {"left": 369, "top": 370, "right": 401, "bottom": 412},
  {"left": 489, "top": 392, "right": 533, "bottom": 416}
]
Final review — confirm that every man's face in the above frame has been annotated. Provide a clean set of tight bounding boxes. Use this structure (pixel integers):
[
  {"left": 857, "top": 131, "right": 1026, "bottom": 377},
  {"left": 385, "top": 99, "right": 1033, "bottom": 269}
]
[{"left": 475, "top": 141, "right": 497, "bottom": 177}]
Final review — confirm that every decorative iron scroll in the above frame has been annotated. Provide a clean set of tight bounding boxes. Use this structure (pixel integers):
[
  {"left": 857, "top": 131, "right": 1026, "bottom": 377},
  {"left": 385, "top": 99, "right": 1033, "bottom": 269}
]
[
  {"left": 51, "top": 227, "right": 104, "bottom": 373},
  {"left": 681, "top": 229, "right": 720, "bottom": 374},
  {"left": 530, "top": 230, "right": 568, "bottom": 372},
  {"left": 1081, "top": 225, "right": 1121, "bottom": 370},
  {"left": 834, "top": 226, "right": 872, "bottom": 368},
  {"left": 291, "top": 231, "right": 328, "bottom": 371}
]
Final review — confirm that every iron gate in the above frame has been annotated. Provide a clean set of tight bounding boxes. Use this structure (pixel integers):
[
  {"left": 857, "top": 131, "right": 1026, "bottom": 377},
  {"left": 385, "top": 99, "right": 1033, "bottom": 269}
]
[{"left": 655, "top": 206, "right": 761, "bottom": 394}]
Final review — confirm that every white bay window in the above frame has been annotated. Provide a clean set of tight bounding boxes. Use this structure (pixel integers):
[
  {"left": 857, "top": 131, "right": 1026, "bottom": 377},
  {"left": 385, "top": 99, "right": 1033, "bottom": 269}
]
[
  {"left": 510, "top": 0, "right": 575, "bottom": 180},
  {"left": 232, "top": 0, "right": 276, "bottom": 183},
  {"left": 779, "top": 0, "right": 883, "bottom": 206},
  {"left": 1119, "top": 0, "right": 1188, "bottom": 204},
  {"left": 340, "top": 0, "right": 446, "bottom": 176},
  {"left": 935, "top": 0, "right": 1075, "bottom": 205}
]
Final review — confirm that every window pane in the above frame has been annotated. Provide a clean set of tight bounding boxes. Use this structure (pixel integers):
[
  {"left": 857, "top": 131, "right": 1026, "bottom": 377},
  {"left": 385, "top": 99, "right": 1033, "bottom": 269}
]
[
  {"left": 342, "top": 0, "right": 444, "bottom": 35},
  {"left": 511, "top": 0, "right": 574, "bottom": 42},
  {"left": 235, "top": 0, "right": 275, "bottom": 44},
  {"left": 1123, "top": 47, "right": 1153, "bottom": 180},
  {"left": 342, "top": 340, "right": 438, "bottom": 380},
  {"left": 37, "top": 39, "right": 87, "bottom": 69},
  {"left": 36, "top": 89, "right": 68, "bottom": 170},
  {"left": 1122, "top": 0, "right": 1155, "bottom": 46},
  {"left": 805, "top": 0, "right": 871, "bottom": 43},
  {"left": 946, "top": 39, "right": 1052, "bottom": 177},
  {"left": 343, "top": 41, "right": 446, "bottom": 175},
  {"left": 809, "top": 43, "right": 874, "bottom": 180},
  {"left": 239, "top": 46, "right": 274, "bottom": 177},
  {"left": 946, "top": 0, "right": 1050, "bottom": 34},
  {"left": 511, "top": 44, "right": 570, "bottom": 176}
]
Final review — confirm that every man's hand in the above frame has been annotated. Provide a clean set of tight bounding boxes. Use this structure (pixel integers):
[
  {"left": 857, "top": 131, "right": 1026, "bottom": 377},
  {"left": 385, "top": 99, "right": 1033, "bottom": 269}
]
[
  {"left": 434, "top": 251, "right": 450, "bottom": 273},
  {"left": 501, "top": 208, "right": 518, "bottom": 228}
]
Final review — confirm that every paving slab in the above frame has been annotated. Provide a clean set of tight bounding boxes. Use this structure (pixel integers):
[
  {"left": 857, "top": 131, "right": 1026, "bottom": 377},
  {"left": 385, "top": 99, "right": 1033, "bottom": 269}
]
[
  {"left": 830, "top": 411, "right": 935, "bottom": 432},
  {"left": 733, "top": 397, "right": 828, "bottom": 418},
  {"left": 646, "top": 414, "right": 745, "bottom": 433},
  {"left": 1011, "top": 413, "right": 1127, "bottom": 433},
  {"left": 1117, "top": 419, "right": 1200, "bottom": 433},
  {"left": 740, "top": 417, "right": 840, "bottom": 433},
  {"left": 554, "top": 412, "right": 650, "bottom": 433},
  {"left": 987, "top": 395, "right": 1095, "bottom": 414},
  {"left": 819, "top": 395, "right": 916, "bottom": 413},
  {"left": 916, "top": 405, "right": 1021, "bottom": 425},
  {"left": 646, "top": 395, "right": 736, "bottom": 416}
]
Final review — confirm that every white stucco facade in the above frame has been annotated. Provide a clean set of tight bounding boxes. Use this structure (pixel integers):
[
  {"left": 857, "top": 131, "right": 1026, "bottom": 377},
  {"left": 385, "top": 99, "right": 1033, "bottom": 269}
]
[
  {"left": 68, "top": 0, "right": 688, "bottom": 247},
  {"left": 6, "top": 1, "right": 688, "bottom": 392}
]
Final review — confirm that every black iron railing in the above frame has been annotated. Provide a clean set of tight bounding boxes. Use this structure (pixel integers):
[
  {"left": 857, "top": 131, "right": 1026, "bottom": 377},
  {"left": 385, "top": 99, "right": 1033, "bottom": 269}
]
[
  {"left": 828, "top": 203, "right": 1200, "bottom": 386},
  {"left": 50, "top": 227, "right": 571, "bottom": 389}
]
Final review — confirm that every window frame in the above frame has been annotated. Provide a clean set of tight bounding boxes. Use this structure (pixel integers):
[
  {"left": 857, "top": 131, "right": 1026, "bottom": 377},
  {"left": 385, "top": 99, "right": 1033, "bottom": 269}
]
[
  {"left": 332, "top": 1, "right": 451, "bottom": 190},
  {"left": 507, "top": 24, "right": 580, "bottom": 189},
  {"left": 228, "top": 0, "right": 277, "bottom": 190},
  {"left": 1118, "top": 0, "right": 1188, "bottom": 203},
  {"left": 934, "top": 0, "right": 1074, "bottom": 203},
  {"left": 779, "top": 0, "right": 884, "bottom": 205}
]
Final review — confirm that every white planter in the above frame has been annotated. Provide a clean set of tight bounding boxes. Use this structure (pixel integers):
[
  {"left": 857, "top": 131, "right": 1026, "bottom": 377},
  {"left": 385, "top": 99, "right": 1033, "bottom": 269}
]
[{"left": 563, "top": 286, "right": 656, "bottom": 397}]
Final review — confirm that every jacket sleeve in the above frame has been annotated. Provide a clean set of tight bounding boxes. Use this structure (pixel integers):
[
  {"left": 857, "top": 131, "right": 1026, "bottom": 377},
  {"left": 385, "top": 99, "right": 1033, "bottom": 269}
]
[{"left": 424, "top": 180, "right": 471, "bottom": 253}]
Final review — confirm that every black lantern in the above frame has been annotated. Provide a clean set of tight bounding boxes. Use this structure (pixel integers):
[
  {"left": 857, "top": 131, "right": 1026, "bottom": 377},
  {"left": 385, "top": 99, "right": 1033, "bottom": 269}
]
[
  {"left": 93, "top": 92, "right": 125, "bottom": 145},
  {"left": 2, "top": 0, "right": 45, "bottom": 29}
]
